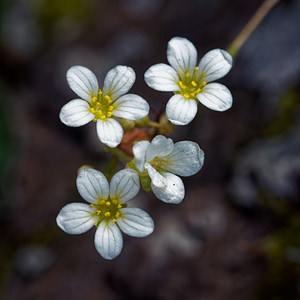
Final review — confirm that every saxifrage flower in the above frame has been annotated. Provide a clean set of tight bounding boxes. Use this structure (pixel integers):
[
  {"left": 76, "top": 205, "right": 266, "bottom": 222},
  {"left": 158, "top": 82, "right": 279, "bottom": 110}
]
[
  {"left": 132, "top": 135, "right": 204, "bottom": 204},
  {"left": 144, "top": 37, "right": 233, "bottom": 125},
  {"left": 56, "top": 168, "right": 154, "bottom": 260},
  {"left": 60, "top": 65, "right": 150, "bottom": 147}
]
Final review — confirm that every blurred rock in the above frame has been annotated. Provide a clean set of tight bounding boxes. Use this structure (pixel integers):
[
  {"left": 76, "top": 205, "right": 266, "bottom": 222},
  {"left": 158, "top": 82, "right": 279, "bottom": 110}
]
[
  {"left": 14, "top": 245, "right": 55, "bottom": 279},
  {"left": 149, "top": 213, "right": 202, "bottom": 261},
  {"left": 230, "top": 126, "right": 300, "bottom": 206},
  {"left": 184, "top": 187, "right": 228, "bottom": 239},
  {"left": 104, "top": 27, "right": 152, "bottom": 64},
  {"left": 1, "top": 0, "right": 40, "bottom": 58},
  {"left": 236, "top": 0, "right": 300, "bottom": 105},
  {"left": 119, "top": 0, "right": 165, "bottom": 19}
]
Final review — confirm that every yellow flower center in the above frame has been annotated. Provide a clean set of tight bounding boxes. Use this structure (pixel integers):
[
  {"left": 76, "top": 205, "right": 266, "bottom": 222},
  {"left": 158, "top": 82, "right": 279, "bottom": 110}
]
[
  {"left": 90, "top": 197, "right": 126, "bottom": 226},
  {"left": 175, "top": 67, "right": 207, "bottom": 100},
  {"left": 89, "top": 89, "right": 114, "bottom": 121}
]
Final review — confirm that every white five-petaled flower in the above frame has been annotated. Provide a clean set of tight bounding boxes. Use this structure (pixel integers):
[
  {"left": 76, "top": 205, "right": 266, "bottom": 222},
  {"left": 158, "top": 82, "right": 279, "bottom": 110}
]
[
  {"left": 60, "top": 65, "right": 150, "bottom": 148},
  {"left": 56, "top": 168, "right": 154, "bottom": 260},
  {"left": 144, "top": 37, "right": 233, "bottom": 125},
  {"left": 133, "top": 135, "right": 204, "bottom": 204}
]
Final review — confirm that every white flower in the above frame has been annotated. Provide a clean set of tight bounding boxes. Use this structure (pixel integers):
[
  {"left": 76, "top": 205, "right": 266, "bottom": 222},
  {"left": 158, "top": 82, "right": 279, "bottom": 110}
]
[
  {"left": 56, "top": 168, "right": 154, "bottom": 260},
  {"left": 60, "top": 65, "right": 150, "bottom": 148},
  {"left": 144, "top": 37, "right": 233, "bottom": 125},
  {"left": 133, "top": 135, "right": 204, "bottom": 204}
]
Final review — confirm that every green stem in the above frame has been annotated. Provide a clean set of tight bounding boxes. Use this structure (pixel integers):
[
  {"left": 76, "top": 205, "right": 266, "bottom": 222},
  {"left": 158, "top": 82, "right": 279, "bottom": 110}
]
[
  {"left": 227, "top": 0, "right": 280, "bottom": 58},
  {"left": 105, "top": 147, "right": 132, "bottom": 162},
  {"left": 148, "top": 121, "right": 162, "bottom": 128},
  {"left": 103, "top": 155, "right": 119, "bottom": 181}
]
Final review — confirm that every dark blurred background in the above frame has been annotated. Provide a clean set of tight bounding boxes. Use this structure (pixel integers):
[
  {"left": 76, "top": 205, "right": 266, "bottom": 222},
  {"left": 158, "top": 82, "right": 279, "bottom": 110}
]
[{"left": 1, "top": 0, "right": 300, "bottom": 299}]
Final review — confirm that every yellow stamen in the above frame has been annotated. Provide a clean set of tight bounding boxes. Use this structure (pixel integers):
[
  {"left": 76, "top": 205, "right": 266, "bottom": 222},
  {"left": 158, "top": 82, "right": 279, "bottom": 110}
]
[
  {"left": 96, "top": 210, "right": 101, "bottom": 215},
  {"left": 104, "top": 95, "right": 111, "bottom": 101},
  {"left": 183, "top": 93, "right": 190, "bottom": 99},
  {"left": 202, "top": 81, "right": 207, "bottom": 86},
  {"left": 115, "top": 212, "right": 120, "bottom": 218},
  {"left": 117, "top": 204, "right": 122, "bottom": 209},
  {"left": 195, "top": 66, "right": 199, "bottom": 71},
  {"left": 96, "top": 102, "right": 100, "bottom": 106},
  {"left": 94, "top": 221, "right": 97, "bottom": 226},
  {"left": 106, "top": 201, "right": 111, "bottom": 206},
  {"left": 178, "top": 81, "right": 186, "bottom": 89},
  {"left": 104, "top": 212, "right": 111, "bottom": 217},
  {"left": 100, "top": 115, "right": 106, "bottom": 120},
  {"left": 108, "top": 106, "right": 114, "bottom": 111},
  {"left": 185, "top": 72, "right": 190, "bottom": 77},
  {"left": 89, "top": 108, "right": 95, "bottom": 114},
  {"left": 95, "top": 110, "right": 102, "bottom": 117},
  {"left": 177, "top": 70, "right": 180, "bottom": 74},
  {"left": 107, "top": 112, "right": 112, "bottom": 117},
  {"left": 112, "top": 218, "right": 117, "bottom": 222},
  {"left": 196, "top": 88, "right": 201, "bottom": 94},
  {"left": 98, "top": 90, "right": 102, "bottom": 95},
  {"left": 92, "top": 97, "right": 97, "bottom": 103},
  {"left": 100, "top": 200, "right": 105, "bottom": 205},
  {"left": 191, "top": 81, "right": 197, "bottom": 87},
  {"left": 89, "top": 203, "right": 94, "bottom": 207},
  {"left": 191, "top": 93, "right": 195, "bottom": 97},
  {"left": 112, "top": 199, "right": 118, "bottom": 205}
]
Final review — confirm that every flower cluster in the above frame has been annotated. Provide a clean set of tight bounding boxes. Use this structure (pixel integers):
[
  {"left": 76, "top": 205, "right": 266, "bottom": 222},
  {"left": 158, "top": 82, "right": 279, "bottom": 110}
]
[{"left": 57, "top": 37, "right": 233, "bottom": 259}]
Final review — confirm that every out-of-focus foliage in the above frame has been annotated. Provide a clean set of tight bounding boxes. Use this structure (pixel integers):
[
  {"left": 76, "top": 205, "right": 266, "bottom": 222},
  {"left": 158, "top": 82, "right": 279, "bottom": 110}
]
[
  {"left": 264, "top": 87, "right": 300, "bottom": 137},
  {"left": 0, "top": 86, "right": 15, "bottom": 205}
]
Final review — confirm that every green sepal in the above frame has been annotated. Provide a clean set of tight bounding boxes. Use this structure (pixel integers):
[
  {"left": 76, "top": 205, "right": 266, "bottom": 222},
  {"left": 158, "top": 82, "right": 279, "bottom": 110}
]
[{"left": 140, "top": 174, "right": 152, "bottom": 192}]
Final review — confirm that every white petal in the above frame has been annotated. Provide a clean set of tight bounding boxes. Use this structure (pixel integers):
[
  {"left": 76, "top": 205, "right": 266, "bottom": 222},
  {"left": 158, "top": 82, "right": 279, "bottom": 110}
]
[
  {"left": 197, "top": 83, "right": 233, "bottom": 111},
  {"left": 145, "top": 135, "right": 174, "bottom": 162},
  {"left": 151, "top": 172, "right": 185, "bottom": 204},
  {"left": 76, "top": 168, "right": 109, "bottom": 204},
  {"left": 133, "top": 140, "right": 150, "bottom": 172},
  {"left": 103, "top": 66, "right": 135, "bottom": 101},
  {"left": 112, "top": 94, "right": 149, "bottom": 120},
  {"left": 59, "top": 99, "right": 94, "bottom": 127},
  {"left": 164, "top": 141, "right": 205, "bottom": 176},
  {"left": 166, "top": 94, "right": 198, "bottom": 125},
  {"left": 56, "top": 203, "right": 96, "bottom": 234},
  {"left": 66, "top": 66, "right": 99, "bottom": 101},
  {"left": 110, "top": 169, "right": 140, "bottom": 203},
  {"left": 167, "top": 37, "right": 197, "bottom": 75},
  {"left": 144, "top": 63, "right": 180, "bottom": 92},
  {"left": 197, "top": 49, "right": 232, "bottom": 82},
  {"left": 117, "top": 208, "right": 154, "bottom": 237},
  {"left": 96, "top": 118, "right": 124, "bottom": 148},
  {"left": 145, "top": 163, "right": 166, "bottom": 188},
  {"left": 94, "top": 220, "right": 123, "bottom": 260}
]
